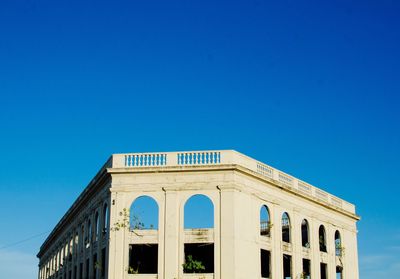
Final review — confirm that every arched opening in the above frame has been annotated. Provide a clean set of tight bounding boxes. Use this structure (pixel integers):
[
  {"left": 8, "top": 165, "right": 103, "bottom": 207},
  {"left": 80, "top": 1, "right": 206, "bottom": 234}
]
[
  {"left": 282, "top": 212, "right": 290, "bottom": 243},
  {"left": 80, "top": 225, "right": 85, "bottom": 251},
  {"left": 94, "top": 212, "right": 99, "bottom": 241},
  {"left": 69, "top": 236, "right": 73, "bottom": 256},
  {"left": 335, "top": 230, "right": 342, "bottom": 256},
  {"left": 87, "top": 219, "right": 92, "bottom": 247},
  {"left": 183, "top": 194, "right": 214, "bottom": 274},
  {"left": 260, "top": 205, "right": 271, "bottom": 237},
  {"left": 336, "top": 265, "right": 343, "bottom": 279},
  {"left": 319, "top": 225, "right": 327, "bottom": 252},
  {"left": 74, "top": 232, "right": 79, "bottom": 254},
  {"left": 130, "top": 195, "right": 159, "bottom": 230},
  {"left": 102, "top": 203, "right": 109, "bottom": 235},
  {"left": 128, "top": 196, "right": 159, "bottom": 275},
  {"left": 301, "top": 219, "right": 310, "bottom": 248},
  {"left": 184, "top": 194, "right": 214, "bottom": 229}
]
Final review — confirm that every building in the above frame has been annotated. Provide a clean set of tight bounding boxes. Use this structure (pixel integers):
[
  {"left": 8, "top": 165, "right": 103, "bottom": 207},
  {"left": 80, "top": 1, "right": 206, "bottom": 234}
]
[{"left": 37, "top": 150, "right": 360, "bottom": 279}]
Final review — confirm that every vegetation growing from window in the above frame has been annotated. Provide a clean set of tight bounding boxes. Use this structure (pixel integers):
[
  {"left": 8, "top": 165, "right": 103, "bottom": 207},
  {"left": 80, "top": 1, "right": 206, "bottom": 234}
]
[{"left": 182, "top": 255, "right": 205, "bottom": 273}]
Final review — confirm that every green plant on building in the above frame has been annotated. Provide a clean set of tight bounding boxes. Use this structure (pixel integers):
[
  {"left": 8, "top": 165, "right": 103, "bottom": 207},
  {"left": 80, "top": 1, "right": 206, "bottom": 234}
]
[{"left": 182, "top": 255, "right": 205, "bottom": 273}]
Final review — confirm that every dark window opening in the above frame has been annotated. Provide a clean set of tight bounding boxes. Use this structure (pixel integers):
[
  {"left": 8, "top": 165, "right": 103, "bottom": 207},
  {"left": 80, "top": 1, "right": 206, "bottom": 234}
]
[
  {"left": 79, "top": 263, "right": 82, "bottom": 279},
  {"left": 184, "top": 243, "right": 214, "bottom": 273},
  {"left": 101, "top": 248, "right": 106, "bottom": 277},
  {"left": 336, "top": 266, "right": 343, "bottom": 279},
  {"left": 128, "top": 244, "right": 158, "bottom": 274},
  {"left": 283, "top": 254, "right": 292, "bottom": 279},
  {"left": 319, "top": 226, "right": 327, "bottom": 252},
  {"left": 301, "top": 220, "right": 310, "bottom": 248},
  {"left": 85, "top": 258, "right": 89, "bottom": 279},
  {"left": 68, "top": 270, "right": 71, "bottom": 279},
  {"left": 73, "top": 265, "right": 77, "bottom": 279},
  {"left": 282, "top": 213, "right": 290, "bottom": 243},
  {"left": 93, "top": 254, "right": 97, "bottom": 279},
  {"left": 260, "top": 249, "right": 271, "bottom": 278},
  {"left": 320, "top": 263, "right": 327, "bottom": 279},
  {"left": 302, "top": 259, "right": 311, "bottom": 279}
]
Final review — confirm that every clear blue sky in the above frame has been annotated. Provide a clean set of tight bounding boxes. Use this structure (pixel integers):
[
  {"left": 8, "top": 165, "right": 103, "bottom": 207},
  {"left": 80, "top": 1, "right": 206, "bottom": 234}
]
[{"left": 0, "top": 0, "right": 399, "bottom": 278}]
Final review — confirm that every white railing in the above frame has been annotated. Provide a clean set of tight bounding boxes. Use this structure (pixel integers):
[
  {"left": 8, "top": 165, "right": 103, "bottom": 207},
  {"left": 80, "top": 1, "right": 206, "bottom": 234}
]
[{"left": 111, "top": 150, "right": 355, "bottom": 214}]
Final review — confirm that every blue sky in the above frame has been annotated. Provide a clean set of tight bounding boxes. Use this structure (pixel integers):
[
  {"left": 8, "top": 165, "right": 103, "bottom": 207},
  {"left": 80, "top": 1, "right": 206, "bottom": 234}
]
[{"left": 0, "top": 0, "right": 399, "bottom": 278}]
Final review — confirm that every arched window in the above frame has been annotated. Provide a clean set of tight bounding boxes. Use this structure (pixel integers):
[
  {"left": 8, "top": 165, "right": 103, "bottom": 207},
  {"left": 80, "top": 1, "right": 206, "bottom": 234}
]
[
  {"left": 183, "top": 194, "right": 214, "bottom": 274},
  {"left": 260, "top": 205, "right": 271, "bottom": 237},
  {"left": 130, "top": 196, "right": 159, "bottom": 230},
  {"left": 336, "top": 265, "right": 343, "bottom": 279},
  {"left": 74, "top": 232, "right": 79, "bottom": 254},
  {"left": 64, "top": 242, "right": 68, "bottom": 258},
  {"left": 282, "top": 212, "right": 290, "bottom": 243},
  {"left": 102, "top": 203, "right": 109, "bottom": 235},
  {"left": 319, "top": 225, "right": 327, "bottom": 252},
  {"left": 301, "top": 219, "right": 310, "bottom": 248},
  {"left": 184, "top": 194, "right": 214, "bottom": 229},
  {"left": 80, "top": 225, "right": 85, "bottom": 250},
  {"left": 94, "top": 212, "right": 99, "bottom": 241},
  {"left": 69, "top": 236, "right": 73, "bottom": 256},
  {"left": 87, "top": 219, "right": 92, "bottom": 246},
  {"left": 335, "top": 230, "right": 342, "bottom": 256}
]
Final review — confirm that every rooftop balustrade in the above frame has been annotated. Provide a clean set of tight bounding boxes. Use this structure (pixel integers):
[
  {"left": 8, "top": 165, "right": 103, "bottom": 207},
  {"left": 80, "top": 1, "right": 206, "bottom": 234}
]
[{"left": 109, "top": 150, "right": 355, "bottom": 214}]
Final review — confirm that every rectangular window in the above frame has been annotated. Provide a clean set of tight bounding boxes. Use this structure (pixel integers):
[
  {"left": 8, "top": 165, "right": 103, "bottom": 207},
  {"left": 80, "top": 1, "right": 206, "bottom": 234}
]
[
  {"left": 302, "top": 259, "right": 311, "bottom": 279},
  {"left": 260, "top": 249, "right": 271, "bottom": 278},
  {"left": 101, "top": 248, "right": 106, "bottom": 277},
  {"left": 85, "top": 258, "right": 89, "bottom": 279},
  {"left": 93, "top": 254, "right": 97, "bottom": 279},
  {"left": 321, "top": 263, "right": 328, "bottom": 279},
  {"left": 183, "top": 243, "right": 214, "bottom": 273},
  {"left": 79, "top": 263, "right": 83, "bottom": 279},
  {"left": 128, "top": 244, "right": 158, "bottom": 274},
  {"left": 283, "top": 254, "right": 292, "bottom": 279}
]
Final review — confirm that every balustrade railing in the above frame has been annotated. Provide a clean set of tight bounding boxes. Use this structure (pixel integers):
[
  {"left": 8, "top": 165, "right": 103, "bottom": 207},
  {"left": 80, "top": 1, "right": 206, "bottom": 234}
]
[{"left": 110, "top": 150, "right": 355, "bottom": 214}]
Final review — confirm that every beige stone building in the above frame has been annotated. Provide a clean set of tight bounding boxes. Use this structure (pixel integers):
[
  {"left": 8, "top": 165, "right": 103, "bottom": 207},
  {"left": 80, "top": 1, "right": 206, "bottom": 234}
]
[{"left": 37, "top": 150, "right": 359, "bottom": 279}]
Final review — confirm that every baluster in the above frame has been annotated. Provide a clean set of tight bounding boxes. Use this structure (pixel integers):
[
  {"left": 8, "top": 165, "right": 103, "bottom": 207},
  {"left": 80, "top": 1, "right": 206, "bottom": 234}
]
[{"left": 125, "top": 155, "right": 128, "bottom": 167}]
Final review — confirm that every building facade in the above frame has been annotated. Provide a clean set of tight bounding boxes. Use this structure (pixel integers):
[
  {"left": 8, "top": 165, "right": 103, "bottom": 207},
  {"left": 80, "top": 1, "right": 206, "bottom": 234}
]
[{"left": 37, "top": 150, "right": 360, "bottom": 279}]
